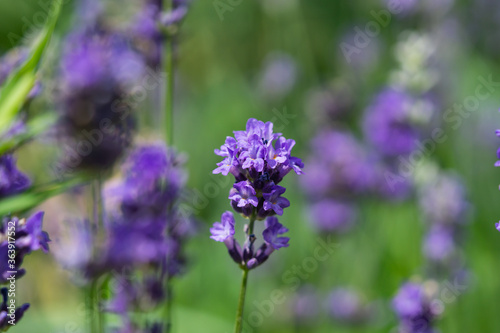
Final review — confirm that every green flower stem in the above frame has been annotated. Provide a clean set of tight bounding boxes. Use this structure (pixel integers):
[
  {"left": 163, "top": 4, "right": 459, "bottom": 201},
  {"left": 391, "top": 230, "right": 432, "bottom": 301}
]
[
  {"left": 86, "top": 283, "right": 96, "bottom": 333},
  {"left": 162, "top": 1, "right": 174, "bottom": 332},
  {"left": 90, "top": 177, "right": 105, "bottom": 333},
  {"left": 234, "top": 214, "right": 256, "bottom": 333},
  {"left": 163, "top": 0, "right": 174, "bottom": 147},
  {"left": 234, "top": 269, "right": 249, "bottom": 333}
]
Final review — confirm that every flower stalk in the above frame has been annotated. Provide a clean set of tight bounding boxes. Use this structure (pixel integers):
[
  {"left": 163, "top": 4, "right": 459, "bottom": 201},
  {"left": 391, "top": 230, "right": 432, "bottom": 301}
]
[{"left": 234, "top": 213, "right": 256, "bottom": 333}]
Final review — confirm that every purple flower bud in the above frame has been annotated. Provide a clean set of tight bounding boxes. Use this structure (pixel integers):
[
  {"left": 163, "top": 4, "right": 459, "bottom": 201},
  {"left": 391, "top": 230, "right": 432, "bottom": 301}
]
[
  {"left": 262, "top": 185, "right": 290, "bottom": 216},
  {"left": 224, "top": 236, "right": 243, "bottom": 265},
  {"left": 0, "top": 155, "right": 30, "bottom": 198},
  {"left": 246, "top": 258, "right": 258, "bottom": 269},
  {"left": 229, "top": 181, "right": 259, "bottom": 209},
  {"left": 210, "top": 211, "right": 236, "bottom": 242},
  {"left": 262, "top": 217, "right": 289, "bottom": 250}
]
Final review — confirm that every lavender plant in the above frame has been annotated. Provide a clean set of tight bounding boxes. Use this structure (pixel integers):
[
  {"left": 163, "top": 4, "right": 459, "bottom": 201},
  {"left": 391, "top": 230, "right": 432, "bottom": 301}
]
[
  {"left": 103, "top": 143, "right": 193, "bottom": 332},
  {"left": 418, "top": 171, "right": 469, "bottom": 277},
  {"left": 0, "top": 2, "right": 62, "bottom": 327},
  {"left": 326, "top": 288, "right": 375, "bottom": 325},
  {"left": 392, "top": 281, "right": 440, "bottom": 333},
  {"left": 300, "top": 129, "right": 373, "bottom": 233},
  {"left": 56, "top": 27, "right": 145, "bottom": 175},
  {"left": 384, "top": 29, "right": 471, "bottom": 332},
  {"left": 211, "top": 118, "right": 303, "bottom": 333}
]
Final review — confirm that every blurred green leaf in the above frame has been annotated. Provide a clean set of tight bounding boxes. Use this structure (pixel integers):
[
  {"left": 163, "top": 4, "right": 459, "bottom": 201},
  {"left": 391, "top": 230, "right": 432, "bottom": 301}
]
[
  {"left": 0, "top": 0, "right": 62, "bottom": 136},
  {"left": 0, "top": 112, "right": 56, "bottom": 155},
  {"left": 0, "top": 177, "right": 82, "bottom": 216}
]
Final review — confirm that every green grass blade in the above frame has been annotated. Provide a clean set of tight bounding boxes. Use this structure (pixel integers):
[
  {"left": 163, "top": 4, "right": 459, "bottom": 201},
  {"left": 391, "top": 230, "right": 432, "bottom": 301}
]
[{"left": 0, "top": 0, "right": 62, "bottom": 135}]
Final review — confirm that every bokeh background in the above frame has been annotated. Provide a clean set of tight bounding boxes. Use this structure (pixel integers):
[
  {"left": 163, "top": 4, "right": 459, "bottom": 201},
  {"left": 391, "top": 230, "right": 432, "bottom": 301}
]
[{"left": 1, "top": 0, "right": 500, "bottom": 332}]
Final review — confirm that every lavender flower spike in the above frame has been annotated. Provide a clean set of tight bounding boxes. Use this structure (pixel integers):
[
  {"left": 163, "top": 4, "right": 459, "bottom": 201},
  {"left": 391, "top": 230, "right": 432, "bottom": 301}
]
[
  {"left": 392, "top": 282, "right": 439, "bottom": 333},
  {"left": 211, "top": 118, "right": 302, "bottom": 333}
]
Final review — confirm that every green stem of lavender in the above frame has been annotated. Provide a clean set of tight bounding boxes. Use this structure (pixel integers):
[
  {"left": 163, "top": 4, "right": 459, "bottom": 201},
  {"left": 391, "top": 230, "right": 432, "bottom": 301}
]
[
  {"left": 234, "top": 269, "right": 249, "bottom": 333},
  {"left": 162, "top": 0, "right": 174, "bottom": 331},
  {"left": 91, "top": 177, "right": 105, "bottom": 333},
  {"left": 234, "top": 214, "right": 256, "bottom": 333},
  {"left": 86, "top": 284, "right": 96, "bottom": 333},
  {"left": 163, "top": 0, "right": 174, "bottom": 147}
]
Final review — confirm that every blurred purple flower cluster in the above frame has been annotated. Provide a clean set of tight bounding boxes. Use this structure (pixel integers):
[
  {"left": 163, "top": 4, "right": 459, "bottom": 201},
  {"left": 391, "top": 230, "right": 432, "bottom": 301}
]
[
  {"left": 392, "top": 282, "right": 439, "bottom": 333},
  {"left": 327, "top": 288, "right": 375, "bottom": 325},
  {"left": 419, "top": 173, "right": 469, "bottom": 266},
  {"left": 54, "top": 143, "right": 194, "bottom": 331},
  {"left": 0, "top": 116, "right": 51, "bottom": 327},
  {"left": 300, "top": 129, "right": 373, "bottom": 233},
  {"left": 56, "top": 28, "right": 145, "bottom": 173},
  {"left": 290, "top": 286, "right": 376, "bottom": 327},
  {"left": 130, "top": 0, "right": 190, "bottom": 68},
  {"left": 104, "top": 144, "right": 192, "bottom": 275},
  {"left": 0, "top": 155, "right": 30, "bottom": 199}
]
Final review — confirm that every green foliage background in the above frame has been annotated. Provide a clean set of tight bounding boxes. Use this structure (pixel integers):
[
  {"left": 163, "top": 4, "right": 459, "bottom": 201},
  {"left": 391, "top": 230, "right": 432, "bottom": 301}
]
[{"left": 0, "top": 0, "right": 499, "bottom": 332}]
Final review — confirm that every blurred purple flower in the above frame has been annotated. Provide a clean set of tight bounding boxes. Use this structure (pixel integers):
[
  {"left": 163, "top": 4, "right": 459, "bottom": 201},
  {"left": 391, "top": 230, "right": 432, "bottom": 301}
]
[
  {"left": 57, "top": 29, "right": 144, "bottom": 172},
  {"left": 392, "top": 282, "right": 438, "bottom": 333},
  {"left": 301, "top": 130, "right": 374, "bottom": 198},
  {"left": 327, "top": 288, "right": 372, "bottom": 324},
  {"left": 130, "top": 0, "right": 190, "bottom": 67},
  {"left": 0, "top": 155, "right": 30, "bottom": 199},
  {"left": 305, "top": 85, "right": 353, "bottom": 123},
  {"left": 423, "top": 226, "right": 455, "bottom": 261},
  {"left": 384, "top": 0, "right": 419, "bottom": 16},
  {"left": 363, "top": 88, "right": 419, "bottom": 157},
  {"left": 373, "top": 161, "right": 413, "bottom": 201},
  {"left": 53, "top": 219, "right": 93, "bottom": 274},
  {"left": 291, "top": 286, "right": 319, "bottom": 323},
  {"left": 419, "top": 174, "right": 468, "bottom": 225},
  {"left": 257, "top": 52, "right": 298, "bottom": 100},
  {"left": 114, "top": 144, "right": 186, "bottom": 217},
  {"left": 309, "top": 200, "right": 356, "bottom": 233}
]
